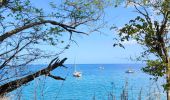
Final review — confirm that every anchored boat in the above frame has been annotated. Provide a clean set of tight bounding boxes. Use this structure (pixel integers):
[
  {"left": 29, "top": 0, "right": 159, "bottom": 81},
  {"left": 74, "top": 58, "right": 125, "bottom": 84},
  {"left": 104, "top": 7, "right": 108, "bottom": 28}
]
[
  {"left": 73, "top": 59, "right": 82, "bottom": 77},
  {"left": 125, "top": 68, "right": 134, "bottom": 73}
]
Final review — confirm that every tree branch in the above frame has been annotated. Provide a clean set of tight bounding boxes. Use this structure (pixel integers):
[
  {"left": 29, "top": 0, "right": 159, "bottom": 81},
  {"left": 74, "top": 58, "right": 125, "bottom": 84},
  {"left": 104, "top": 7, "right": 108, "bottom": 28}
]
[
  {"left": 0, "top": 57, "right": 67, "bottom": 96},
  {"left": 0, "top": 20, "right": 77, "bottom": 42},
  {"left": 48, "top": 73, "right": 65, "bottom": 80}
]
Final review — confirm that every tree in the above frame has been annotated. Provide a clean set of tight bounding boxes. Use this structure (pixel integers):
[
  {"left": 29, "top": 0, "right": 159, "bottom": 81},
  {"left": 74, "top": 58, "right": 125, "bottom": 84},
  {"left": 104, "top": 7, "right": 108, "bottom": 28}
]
[
  {"left": 113, "top": 0, "right": 170, "bottom": 99},
  {"left": 0, "top": 0, "right": 106, "bottom": 96}
]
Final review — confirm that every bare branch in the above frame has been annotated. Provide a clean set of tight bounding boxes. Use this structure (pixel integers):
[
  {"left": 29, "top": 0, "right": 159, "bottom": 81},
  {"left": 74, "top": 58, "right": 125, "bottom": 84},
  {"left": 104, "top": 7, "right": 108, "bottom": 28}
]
[
  {"left": 0, "top": 20, "right": 87, "bottom": 42},
  {"left": 0, "top": 57, "right": 67, "bottom": 96},
  {"left": 48, "top": 73, "right": 65, "bottom": 80}
]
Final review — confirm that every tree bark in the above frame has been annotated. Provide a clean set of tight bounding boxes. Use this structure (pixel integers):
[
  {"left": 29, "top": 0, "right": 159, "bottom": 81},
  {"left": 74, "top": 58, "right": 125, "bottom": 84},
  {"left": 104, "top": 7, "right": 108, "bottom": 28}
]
[
  {"left": 0, "top": 57, "right": 67, "bottom": 96},
  {"left": 0, "top": 20, "right": 75, "bottom": 42},
  {"left": 167, "top": 77, "right": 170, "bottom": 100},
  {"left": 167, "top": 58, "right": 170, "bottom": 100}
]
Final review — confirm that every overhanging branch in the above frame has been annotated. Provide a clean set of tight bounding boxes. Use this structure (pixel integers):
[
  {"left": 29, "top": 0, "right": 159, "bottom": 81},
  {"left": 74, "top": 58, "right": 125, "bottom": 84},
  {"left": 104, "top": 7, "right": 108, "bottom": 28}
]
[
  {"left": 0, "top": 57, "right": 67, "bottom": 96},
  {"left": 0, "top": 20, "right": 88, "bottom": 42}
]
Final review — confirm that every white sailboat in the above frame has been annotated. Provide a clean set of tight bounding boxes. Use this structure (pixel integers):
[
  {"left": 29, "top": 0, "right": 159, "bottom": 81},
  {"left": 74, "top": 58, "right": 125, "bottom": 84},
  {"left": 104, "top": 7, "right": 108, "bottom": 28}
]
[
  {"left": 99, "top": 65, "right": 104, "bottom": 70},
  {"left": 73, "top": 60, "right": 82, "bottom": 77},
  {"left": 125, "top": 68, "right": 134, "bottom": 73}
]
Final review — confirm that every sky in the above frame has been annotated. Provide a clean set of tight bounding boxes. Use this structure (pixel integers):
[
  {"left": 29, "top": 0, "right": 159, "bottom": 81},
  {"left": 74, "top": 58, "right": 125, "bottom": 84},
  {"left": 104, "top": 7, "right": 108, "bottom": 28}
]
[
  {"left": 32, "top": 0, "right": 145, "bottom": 64},
  {"left": 59, "top": 6, "right": 144, "bottom": 64}
]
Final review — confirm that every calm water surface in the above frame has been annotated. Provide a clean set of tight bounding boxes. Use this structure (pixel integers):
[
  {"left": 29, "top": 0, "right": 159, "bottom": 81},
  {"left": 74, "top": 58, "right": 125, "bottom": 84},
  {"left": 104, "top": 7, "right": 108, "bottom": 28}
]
[{"left": 11, "top": 64, "right": 166, "bottom": 100}]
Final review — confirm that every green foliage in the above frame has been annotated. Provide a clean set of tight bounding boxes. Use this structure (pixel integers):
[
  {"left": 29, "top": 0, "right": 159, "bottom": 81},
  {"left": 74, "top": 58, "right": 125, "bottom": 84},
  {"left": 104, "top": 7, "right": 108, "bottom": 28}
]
[
  {"left": 0, "top": 0, "right": 108, "bottom": 92},
  {"left": 113, "top": 0, "right": 170, "bottom": 90},
  {"left": 142, "top": 60, "right": 166, "bottom": 78}
]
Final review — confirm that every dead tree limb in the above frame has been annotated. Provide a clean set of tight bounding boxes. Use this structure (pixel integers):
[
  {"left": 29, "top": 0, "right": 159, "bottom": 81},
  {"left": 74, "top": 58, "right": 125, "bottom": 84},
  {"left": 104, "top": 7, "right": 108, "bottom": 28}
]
[{"left": 0, "top": 57, "right": 67, "bottom": 96}]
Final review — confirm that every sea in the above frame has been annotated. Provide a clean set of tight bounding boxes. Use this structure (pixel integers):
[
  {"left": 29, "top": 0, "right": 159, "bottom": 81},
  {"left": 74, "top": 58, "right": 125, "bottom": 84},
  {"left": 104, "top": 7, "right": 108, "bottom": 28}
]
[{"left": 10, "top": 64, "right": 166, "bottom": 100}]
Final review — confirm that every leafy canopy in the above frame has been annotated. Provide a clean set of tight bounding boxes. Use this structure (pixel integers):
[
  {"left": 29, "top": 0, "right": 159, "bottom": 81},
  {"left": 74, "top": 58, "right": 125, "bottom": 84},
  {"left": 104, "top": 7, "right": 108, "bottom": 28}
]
[{"left": 113, "top": 0, "right": 170, "bottom": 88}]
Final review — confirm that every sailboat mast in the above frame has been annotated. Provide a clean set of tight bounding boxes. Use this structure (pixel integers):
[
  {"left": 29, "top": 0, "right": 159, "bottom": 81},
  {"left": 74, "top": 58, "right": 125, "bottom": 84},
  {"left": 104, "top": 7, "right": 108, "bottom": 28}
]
[{"left": 74, "top": 57, "right": 76, "bottom": 72}]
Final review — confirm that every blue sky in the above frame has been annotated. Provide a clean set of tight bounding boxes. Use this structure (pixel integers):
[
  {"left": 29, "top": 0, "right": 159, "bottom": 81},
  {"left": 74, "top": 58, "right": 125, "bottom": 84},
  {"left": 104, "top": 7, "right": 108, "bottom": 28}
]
[
  {"left": 32, "top": 0, "right": 145, "bottom": 64},
  {"left": 59, "top": 6, "right": 144, "bottom": 64}
]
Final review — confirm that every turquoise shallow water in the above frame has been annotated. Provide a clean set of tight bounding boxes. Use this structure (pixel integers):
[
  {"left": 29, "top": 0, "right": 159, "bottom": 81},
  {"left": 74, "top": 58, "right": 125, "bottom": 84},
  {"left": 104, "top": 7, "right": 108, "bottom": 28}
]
[{"left": 10, "top": 64, "right": 166, "bottom": 100}]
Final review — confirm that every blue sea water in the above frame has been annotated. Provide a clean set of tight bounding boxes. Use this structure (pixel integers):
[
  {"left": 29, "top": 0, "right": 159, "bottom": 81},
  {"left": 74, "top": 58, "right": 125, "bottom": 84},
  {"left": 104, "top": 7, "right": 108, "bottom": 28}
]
[{"left": 10, "top": 64, "right": 166, "bottom": 100}]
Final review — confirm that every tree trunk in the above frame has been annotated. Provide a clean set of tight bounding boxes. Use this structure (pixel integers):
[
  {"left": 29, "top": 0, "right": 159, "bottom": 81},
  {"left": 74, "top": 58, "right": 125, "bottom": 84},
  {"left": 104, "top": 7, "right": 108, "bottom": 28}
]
[
  {"left": 167, "top": 58, "right": 170, "bottom": 100},
  {"left": 0, "top": 57, "right": 67, "bottom": 96},
  {"left": 167, "top": 82, "right": 170, "bottom": 100},
  {"left": 167, "top": 77, "right": 170, "bottom": 100}
]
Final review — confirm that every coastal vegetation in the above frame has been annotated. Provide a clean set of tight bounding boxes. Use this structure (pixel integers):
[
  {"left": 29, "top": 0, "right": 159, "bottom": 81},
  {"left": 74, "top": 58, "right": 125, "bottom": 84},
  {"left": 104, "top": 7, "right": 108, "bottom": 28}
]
[
  {"left": 113, "top": 0, "right": 170, "bottom": 99},
  {"left": 0, "top": 0, "right": 169, "bottom": 100},
  {"left": 0, "top": 0, "right": 105, "bottom": 96}
]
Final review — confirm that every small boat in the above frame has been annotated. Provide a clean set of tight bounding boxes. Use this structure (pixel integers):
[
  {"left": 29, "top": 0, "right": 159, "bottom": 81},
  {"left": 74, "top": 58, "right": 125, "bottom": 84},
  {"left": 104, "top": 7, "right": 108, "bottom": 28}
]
[
  {"left": 73, "top": 59, "right": 82, "bottom": 77},
  {"left": 125, "top": 68, "right": 134, "bottom": 73},
  {"left": 73, "top": 71, "right": 82, "bottom": 77},
  {"left": 99, "top": 66, "right": 104, "bottom": 70}
]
